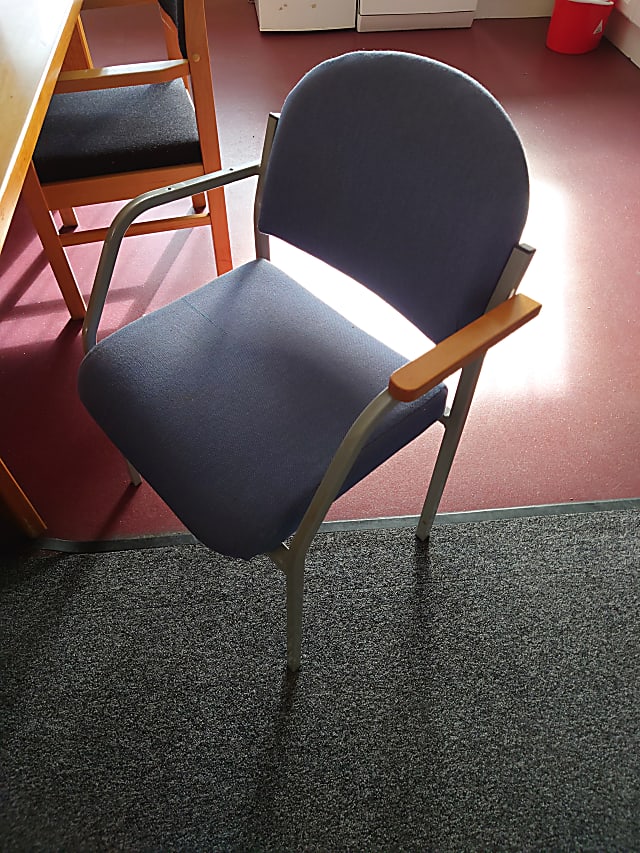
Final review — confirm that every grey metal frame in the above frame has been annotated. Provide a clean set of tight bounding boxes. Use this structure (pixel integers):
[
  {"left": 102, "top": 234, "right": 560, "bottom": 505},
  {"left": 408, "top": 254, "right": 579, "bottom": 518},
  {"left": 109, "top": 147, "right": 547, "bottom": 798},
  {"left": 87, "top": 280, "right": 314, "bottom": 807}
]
[
  {"left": 82, "top": 115, "right": 534, "bottom": 671},
  {"left": 415, "top": 244, "right": 535, "bottom": 542},
  {"left": 269, "top": 245, "right": 534, "bottom": 670}
]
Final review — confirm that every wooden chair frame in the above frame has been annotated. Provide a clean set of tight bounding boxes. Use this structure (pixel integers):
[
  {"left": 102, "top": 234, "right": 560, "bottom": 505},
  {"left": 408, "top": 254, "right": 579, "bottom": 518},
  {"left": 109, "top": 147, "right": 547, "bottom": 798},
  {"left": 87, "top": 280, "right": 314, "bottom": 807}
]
[{"left": 24, "top": 0, "right": 231, "bottom": 320}]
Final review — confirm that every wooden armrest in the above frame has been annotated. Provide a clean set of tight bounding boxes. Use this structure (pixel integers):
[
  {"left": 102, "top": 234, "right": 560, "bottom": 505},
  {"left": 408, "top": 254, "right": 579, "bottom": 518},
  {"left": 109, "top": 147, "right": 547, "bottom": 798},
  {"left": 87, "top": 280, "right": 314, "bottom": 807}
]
[
  {"left": 388, "top": 294, "right": 541, "bottom": 402},
  {"left": 55, "top": 59, "right": 188, "bottom": 93}
]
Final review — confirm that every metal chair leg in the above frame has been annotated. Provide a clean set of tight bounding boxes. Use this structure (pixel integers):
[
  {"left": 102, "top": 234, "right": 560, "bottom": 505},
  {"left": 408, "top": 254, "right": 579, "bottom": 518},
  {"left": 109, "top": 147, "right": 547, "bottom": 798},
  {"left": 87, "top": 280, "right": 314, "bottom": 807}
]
[
  {"left": 285, "top": 557, "right": 304, "bottom": 672},
  {"left": 416, "top": 360, "right": 484, "bottom": 542}
]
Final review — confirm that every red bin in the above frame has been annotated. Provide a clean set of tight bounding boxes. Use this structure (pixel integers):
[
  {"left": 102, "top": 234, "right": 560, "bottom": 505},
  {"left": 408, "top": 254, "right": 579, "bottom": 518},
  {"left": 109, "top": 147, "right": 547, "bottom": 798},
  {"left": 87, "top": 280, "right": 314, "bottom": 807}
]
[{"left": 546, "top": 0, "right": 615, "bottom": 54}]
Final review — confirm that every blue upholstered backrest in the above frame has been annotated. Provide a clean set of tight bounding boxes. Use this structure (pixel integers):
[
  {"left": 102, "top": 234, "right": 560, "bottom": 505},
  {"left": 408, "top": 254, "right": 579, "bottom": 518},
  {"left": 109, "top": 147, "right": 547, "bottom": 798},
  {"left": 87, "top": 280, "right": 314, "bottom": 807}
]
[{"left": 258, "top": 51, "right": 529, "bottom": 343}]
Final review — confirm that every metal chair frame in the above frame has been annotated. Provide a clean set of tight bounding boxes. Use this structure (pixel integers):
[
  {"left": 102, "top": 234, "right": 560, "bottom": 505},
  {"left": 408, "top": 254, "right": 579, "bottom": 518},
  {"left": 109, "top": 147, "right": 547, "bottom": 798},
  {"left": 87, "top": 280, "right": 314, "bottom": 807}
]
[{"left": 82, "top": 113, "right": 540, "bottom": 671}]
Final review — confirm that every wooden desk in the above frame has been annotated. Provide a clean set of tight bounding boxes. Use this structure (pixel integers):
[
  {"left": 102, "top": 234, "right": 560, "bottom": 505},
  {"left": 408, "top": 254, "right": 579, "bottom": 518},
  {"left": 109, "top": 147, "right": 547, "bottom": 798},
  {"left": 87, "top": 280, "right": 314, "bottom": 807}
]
[{"left": 0, "top": 0, "right": 84, "bottom": 537}]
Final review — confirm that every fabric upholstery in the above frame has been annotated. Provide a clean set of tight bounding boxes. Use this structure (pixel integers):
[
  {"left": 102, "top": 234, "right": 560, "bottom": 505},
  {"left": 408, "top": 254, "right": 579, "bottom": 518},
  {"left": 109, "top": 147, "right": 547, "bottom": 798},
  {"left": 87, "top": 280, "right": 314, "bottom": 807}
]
[
  {"left": 78, "top": 51, "right": 531, "bottom": 563},
  {"left": 259, "top": 51, "right": 529, "bottom": 343},
  {"left": 33, "top": 81, "right": 200, "bottom": 183},
  {"left": 78, "top": 260, "right": 447, "bottom": 559}
]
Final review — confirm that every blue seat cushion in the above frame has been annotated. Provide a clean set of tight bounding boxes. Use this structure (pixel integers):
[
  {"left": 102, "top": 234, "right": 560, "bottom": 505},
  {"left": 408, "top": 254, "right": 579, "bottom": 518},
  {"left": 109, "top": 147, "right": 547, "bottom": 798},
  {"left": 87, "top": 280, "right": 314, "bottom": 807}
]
[
  {"left": 78, "top": 260, "right": 447, "bottom": 558},
  {"left": 33, "top": 81, "right": 201, "bottom": 183}
]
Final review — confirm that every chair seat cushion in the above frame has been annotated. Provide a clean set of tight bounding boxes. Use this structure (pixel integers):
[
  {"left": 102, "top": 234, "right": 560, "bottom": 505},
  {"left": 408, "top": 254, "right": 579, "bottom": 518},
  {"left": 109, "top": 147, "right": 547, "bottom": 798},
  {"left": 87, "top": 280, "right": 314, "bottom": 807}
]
[
  {"left": 33, "top": 81, "right": 201, "bottom": 183},
  {"left": 78, "top": 260, "right": 447, "bottom": 558}
]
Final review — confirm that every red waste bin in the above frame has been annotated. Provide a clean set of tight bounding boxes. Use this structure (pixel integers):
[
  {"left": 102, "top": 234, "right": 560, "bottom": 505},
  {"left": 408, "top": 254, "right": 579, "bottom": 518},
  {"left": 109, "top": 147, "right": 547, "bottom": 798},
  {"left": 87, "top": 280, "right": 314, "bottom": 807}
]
[{"left": 546, "top": 0, "right": 615, "bottom": 54}]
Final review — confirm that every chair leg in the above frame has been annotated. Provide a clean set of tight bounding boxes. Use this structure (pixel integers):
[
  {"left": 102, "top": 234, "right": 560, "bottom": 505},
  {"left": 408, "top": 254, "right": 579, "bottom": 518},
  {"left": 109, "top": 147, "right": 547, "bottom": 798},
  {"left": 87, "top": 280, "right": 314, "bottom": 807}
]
[
  {"left": 285, "top": 556, "right": 305, "bottom": 672},
  {"left": 206, "top": 186, "right": 233, "bottom": 275},
  {"left": 416, "top": 420, "right": 465, "bottom": 542},
  {"left": 59, "top": 207, "right": 79, "bottom": 230},
  {"left": 416, "top": 361, "right": 484, "bottom": 542},
  {"left": 22, "top": 164, "right": 86, "bottom": 320},
  {"left": 192, "top": 192, "right": 206, "bottom": 212}
]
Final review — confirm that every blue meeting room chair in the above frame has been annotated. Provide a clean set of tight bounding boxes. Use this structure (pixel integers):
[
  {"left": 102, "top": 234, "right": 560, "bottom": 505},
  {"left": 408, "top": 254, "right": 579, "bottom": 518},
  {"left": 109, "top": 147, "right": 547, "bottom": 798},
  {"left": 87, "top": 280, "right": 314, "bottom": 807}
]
[{"left": 77, "top": 51, "right": 541, "bottom": 671}]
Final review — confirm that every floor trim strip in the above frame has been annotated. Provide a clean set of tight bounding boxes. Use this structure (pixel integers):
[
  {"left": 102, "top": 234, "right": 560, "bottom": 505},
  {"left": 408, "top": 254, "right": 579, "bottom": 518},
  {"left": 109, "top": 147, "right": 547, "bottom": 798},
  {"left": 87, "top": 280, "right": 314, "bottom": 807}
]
[{"left": 22, "top": 498, "right": 640, "bottom": 554}]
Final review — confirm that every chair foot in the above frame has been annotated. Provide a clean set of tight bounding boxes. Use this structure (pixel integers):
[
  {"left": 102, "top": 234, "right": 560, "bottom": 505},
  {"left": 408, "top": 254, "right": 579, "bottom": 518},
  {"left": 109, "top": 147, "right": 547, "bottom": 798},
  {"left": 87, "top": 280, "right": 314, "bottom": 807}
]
[
  {"left": 415, "top": 517, "right": 432, "bottom": 542},
  {"left": 285, "top": 560, "right": 304, "bottom": 672},
  {"left": 287, "top": 653, "right": 302, "bottom": 673}
]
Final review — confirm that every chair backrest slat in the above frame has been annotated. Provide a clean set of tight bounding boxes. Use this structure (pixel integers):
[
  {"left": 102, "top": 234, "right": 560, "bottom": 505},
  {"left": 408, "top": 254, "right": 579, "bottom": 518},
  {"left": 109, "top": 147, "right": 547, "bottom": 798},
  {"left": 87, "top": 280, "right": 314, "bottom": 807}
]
[{"left": 158, "top": 0, "right": 185, "bottom": 57}]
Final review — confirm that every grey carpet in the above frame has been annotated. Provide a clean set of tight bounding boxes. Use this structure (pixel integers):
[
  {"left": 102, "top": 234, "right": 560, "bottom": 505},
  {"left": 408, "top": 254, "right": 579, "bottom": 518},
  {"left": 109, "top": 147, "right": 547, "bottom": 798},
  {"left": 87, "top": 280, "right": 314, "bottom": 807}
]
[{"left": 1, "top": 510, "right": 638, "bottom": 852}]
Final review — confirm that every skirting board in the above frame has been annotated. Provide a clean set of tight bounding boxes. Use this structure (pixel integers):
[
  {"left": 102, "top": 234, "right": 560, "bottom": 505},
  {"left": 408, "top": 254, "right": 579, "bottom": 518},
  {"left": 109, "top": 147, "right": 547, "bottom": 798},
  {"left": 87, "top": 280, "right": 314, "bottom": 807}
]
[
  {"left": 605, "top": 8, "right": 640, "bottom": 67},
  {"left": 475, "top": 0, "right": 553, "bottom": 17},
  {"left": 357, "top": 10, "right": 474, "bottom": 30}
]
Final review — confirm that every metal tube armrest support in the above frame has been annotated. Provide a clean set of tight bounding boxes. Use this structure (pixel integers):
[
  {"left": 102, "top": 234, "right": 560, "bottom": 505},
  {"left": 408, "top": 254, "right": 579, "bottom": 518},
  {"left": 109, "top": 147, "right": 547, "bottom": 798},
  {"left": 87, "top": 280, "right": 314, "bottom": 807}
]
[
  {"left": 270, "top": 292, "right": 541, "bottom": 671},
  {"left": 389, "top": 294, "right": 541, "bottom": 402},
  {"left": 281, "top": 389, "right": 399, "bottom": 567},
  {"left": 282, "top": 294, "right": 541, "bottom": 566},
  {"left": 82, "top": 161, "right": 261, "bottom": 352}
]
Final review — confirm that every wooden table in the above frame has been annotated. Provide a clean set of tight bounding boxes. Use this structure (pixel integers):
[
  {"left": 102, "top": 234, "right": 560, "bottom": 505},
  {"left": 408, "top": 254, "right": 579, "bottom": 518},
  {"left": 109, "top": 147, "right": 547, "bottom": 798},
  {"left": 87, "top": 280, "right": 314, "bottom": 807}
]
[{"left": 0, "top": 0, "right": 84, "bottom": 537}]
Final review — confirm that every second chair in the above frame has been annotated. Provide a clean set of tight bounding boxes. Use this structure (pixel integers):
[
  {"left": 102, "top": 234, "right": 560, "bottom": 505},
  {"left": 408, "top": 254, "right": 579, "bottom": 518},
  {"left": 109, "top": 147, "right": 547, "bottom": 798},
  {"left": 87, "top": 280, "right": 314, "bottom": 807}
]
[{"left": 26, "top": 0, "right": 231, "bottom": 320}]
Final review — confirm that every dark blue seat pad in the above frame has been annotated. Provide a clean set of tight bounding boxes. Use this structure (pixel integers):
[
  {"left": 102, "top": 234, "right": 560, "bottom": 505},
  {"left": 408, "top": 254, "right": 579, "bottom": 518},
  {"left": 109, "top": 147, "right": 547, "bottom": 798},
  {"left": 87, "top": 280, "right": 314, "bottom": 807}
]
[
  {"left": 78, "top": 260, "right": 447, "bottom": 558},
  {"left": 34, "top": 81, "right": 201, "bottom": 183}
]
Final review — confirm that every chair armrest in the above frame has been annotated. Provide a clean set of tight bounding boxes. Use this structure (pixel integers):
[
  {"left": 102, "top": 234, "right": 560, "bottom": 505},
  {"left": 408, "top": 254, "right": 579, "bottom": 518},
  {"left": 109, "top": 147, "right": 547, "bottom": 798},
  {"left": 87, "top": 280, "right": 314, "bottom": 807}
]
[
  {"left": 82, "top": 162, "right": 262, "bottom": 352},
  {"left": 55, "top": 60, "right": 188, "bottom": 93},
  {"left": 281, "top": 292, "right": 540, "bottom": 562},
  {"left": 388, "top": 294, "right": 542, "bottom": 403}
]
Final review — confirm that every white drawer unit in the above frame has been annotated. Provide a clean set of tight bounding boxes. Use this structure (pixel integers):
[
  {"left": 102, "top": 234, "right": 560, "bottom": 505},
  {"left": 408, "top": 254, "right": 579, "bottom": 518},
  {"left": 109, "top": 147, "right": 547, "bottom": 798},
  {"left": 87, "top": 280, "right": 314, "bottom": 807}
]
[
  {"left": 254, "top": 0, "right": 357, "bottom": 31},
  {"left": 357, "top": 0, "right": 477, "bottom": 30}
]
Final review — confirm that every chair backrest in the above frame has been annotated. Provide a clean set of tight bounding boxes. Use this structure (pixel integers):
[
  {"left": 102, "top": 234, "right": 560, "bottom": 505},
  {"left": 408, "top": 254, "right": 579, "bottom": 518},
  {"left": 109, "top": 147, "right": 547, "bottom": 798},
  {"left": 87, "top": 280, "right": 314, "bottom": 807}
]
[
  {"left": 158, "top": 0, "right": 186, "bottom": 57},
  {"left": 258, "top": 51, "right": 529, "bottom": 343},
  {"left": 158, "top": 0, "right": 222, "bottom": 177}
]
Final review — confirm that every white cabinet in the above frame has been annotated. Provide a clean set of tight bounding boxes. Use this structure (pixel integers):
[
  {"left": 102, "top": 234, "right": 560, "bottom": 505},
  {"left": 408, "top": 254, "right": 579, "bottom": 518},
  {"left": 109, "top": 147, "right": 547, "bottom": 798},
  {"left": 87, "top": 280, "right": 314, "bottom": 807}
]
[
  {"left": 252, "top": 0, "right": 477, "bottom": 32},
  {"left": 254, "top": 0, "right": 357, "bottom": 31},
  {"left": 357, "top": 0, "right": 477, "bottom": 30},
  {"left": 359, "top": 0, "right": 471, "bottom": 10}
]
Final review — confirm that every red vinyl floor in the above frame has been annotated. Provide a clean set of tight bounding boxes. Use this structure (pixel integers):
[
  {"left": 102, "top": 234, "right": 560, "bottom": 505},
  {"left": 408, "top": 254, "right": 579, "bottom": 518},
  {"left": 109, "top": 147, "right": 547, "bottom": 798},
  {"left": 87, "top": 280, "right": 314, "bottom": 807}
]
[{"left": 1, "top": 4, "right": 639, "bottom": 542}]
